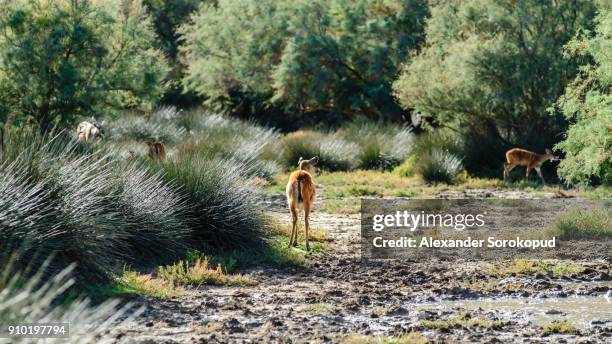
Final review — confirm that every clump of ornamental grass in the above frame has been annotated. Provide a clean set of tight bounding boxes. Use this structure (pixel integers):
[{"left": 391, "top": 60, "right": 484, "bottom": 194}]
[
  {"left": 280, "top": 130, "right": 358, "bottom": 171},
  {"left": 170, "top": 111, "right": 281, "bottom": 179},
  {"left": 416, "top": 149, "right": 464, "bottom": 184},
  {"left": 108, "top": 106, "right": 186, "bottom": 144},
  {"left": 0, "top": 258, "right": 140, "bottom": 343},
  {"left": 548, "top": 206, "right": 611, "bottom": 239},
  {"left": 338, "top": 122, "right": 414, "bottom": 170},
  {"left": 0, "top": 126, "right": 189, "bottom": 285},
  {"left": 155, "top": 150, "right": 269, "bottom": 252}
]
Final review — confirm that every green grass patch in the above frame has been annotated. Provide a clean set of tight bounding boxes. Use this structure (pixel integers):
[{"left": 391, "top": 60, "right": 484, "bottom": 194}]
[
  {"left": 158, "top": 257, "right": 257, "bottom": 287},
  {"left": 319, "top": 198, "right": 360, "bottom": 214},
  {"left": 115, "top": 270, "right": 183, "bottom": 299},
  {"left": 420, "top": 313, "right": 502, "bottom": 330},
  {"left": 342, "top": 332, "right": 428, "bottom": 344},
  {"left": 547, "top": 207, "right": 611, "bottom": 239},
  {"left": 269, "top": 222, "right": 329, "bottom": 242},
  {"left": 299, "top": 302, "right": 337, "bottom": 316},
  {"left": 542, "top": 320, "right": 579, "bottom": 335},
  {"left": 491, "top": 259, "right": 585, "bottom": 277}
]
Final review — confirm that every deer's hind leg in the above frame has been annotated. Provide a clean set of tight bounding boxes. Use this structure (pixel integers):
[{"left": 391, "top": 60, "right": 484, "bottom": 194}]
[
  {"left": 289, "top": 206, "right": 299, "bottom": 248},
  {"left": 304, "top": 203, "right": 311, "bottom": 252}
]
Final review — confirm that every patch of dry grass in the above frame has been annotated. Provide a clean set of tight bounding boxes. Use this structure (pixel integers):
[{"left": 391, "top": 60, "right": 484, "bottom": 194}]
[
  {"left": 299, "top": 302, "right": 337, "bottom": 316},
  {"left": 269, "top": 222, "right": 329, "bottom": 242},
  {"left": 158, "top": 257, "right": 258, "bottom": 287},
  {"left": 542, "top": 320, "right": 579, "bottom": 335},
  {"left": 116, "top": 270, "right": 183, "bottom": 299},
  {"left": 420, "top": 313, "right": 502, "bottom": 330},
  {"left": 342, "top": 332, "right": 428, "bottom": 344},
  {"left": 490, "top": 259, "right": 584, "bottom": 277}
]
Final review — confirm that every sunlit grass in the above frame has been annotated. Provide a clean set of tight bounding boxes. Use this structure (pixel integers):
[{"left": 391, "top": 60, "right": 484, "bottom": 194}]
[
  {"left": 158, "top": 257, "right": 257, "bottom": 287},
  {"left": 342, "top": 332, "right": 428, "bottom": 344},
  {"left": 420, "top": 313, "right": 502, "bottom": 330},
  {"left": 542, "top": 320, "right": 579, "bottom": 335},
  {"left": 299, "top": 302, "right": 337, "bottom": 315},
  {"left": 115, "top": 270, "right": 183, "bottom": 299},
  {"left": 269, "top": 222, "right": 329, "bottom": 242},
  {"left": 547, "top": 207, "right": 611, "bottom": 239}
]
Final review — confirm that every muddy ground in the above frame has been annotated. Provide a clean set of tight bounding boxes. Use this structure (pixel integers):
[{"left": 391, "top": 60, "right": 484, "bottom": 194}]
[{"left": 111, "top": 190, "right": 611, "bottom": 343}]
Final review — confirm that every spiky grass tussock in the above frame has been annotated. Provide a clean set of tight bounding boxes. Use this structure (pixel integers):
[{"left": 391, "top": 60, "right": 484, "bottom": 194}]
[
  {"left": 417, "top": 149, "right": 464, "bottom": 184},
  {"left": 0, "top": 260, "right": 140, "bottom": 343},
  {"left": 0, "top": 128, "right": 189, "bottom": 284},
  {"left": 338, "top": 122, "right": 414, "bottom": 170},
  {"left": 280, "top": 130, "right": 359, "bottom": 171},
  {"left": 157, "top": 153, "right": 269, "bottom": 252},
  {"left": 108, "top": 106, "right": 186, "bottom": 144}
]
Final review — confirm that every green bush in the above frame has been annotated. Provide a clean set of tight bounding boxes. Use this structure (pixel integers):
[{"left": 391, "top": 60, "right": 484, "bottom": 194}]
[
  {"left": 393, "top": 155, "right": 418, "bottom": 178},
  {"left": 416, "top": 149, "right": 463, "bottom": 184},
  {"left": 0, "top": 0, "right": 168, "bottom": 129}
]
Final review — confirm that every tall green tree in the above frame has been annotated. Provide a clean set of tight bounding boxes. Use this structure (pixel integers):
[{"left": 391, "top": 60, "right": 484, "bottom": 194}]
[
  {"left": 143, "top": 0, "right": 208, "bottom": 106},
  {"left": 180, "top": 0, "right": 428, "bottom": 122},
  {"left": 0, "top": 0, "right": 168, "bottom": 130},
  {"left": 555, "top": 3, "right": 611, "bottom": 185},
  {"left": 393, "top": 0, "right": 597, "bottom": 173}
]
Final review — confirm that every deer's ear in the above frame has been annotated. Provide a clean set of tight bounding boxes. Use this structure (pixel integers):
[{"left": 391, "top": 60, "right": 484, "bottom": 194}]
[
  {"left": 144, "top": 141, "right": 151, "bottom": 146},
  {"left": 311, "top": 156, "right": 320, "bottom": 165}
]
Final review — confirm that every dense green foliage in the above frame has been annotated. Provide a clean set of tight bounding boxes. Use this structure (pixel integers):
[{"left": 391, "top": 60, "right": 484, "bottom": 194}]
[
  {"left": 143, "top": 0, "right": 207, "bottom": 106},
  {"left": 393, "top": 0, "right": 597, "bottom": 174},
  {"left": 555, "top": 5, "right": 612, "bottom": 185},
  {"left": 0, "top": 0, "right": 168, "bottom": 129},
  {"left": 180, "top": 0, "right": 428, "bottom": 121}
]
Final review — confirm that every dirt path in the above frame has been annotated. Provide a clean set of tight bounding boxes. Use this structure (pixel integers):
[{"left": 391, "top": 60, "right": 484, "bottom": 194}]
[{"left": 111, "top": 192, "right": 611, "bottom": 343}]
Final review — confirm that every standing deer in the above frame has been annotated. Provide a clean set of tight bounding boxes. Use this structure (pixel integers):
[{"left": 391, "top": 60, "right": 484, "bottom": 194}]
[
  {"left": 503, "top": 148, "right": 559, "bottom": 184},
  {"left": 286, "top": 156, "right": 319, "bottom": 251}
]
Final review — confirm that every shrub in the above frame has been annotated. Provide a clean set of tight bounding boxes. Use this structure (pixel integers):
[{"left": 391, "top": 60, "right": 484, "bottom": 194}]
[
  {"left": 416, "top": 149, "right": 463, "bottom": 184},
  {"left": 393, "top": 155, "right": 418, "bottom": 178}
]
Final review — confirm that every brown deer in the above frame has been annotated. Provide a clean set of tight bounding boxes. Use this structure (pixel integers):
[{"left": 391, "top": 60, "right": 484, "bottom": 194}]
[
  {"left": 503, "top": 148, "right": 559, "bottom": 184},
  {"left": 286, "top": 156, "right": 319, "bottom": 251},
  {"left": 144, "top": 141, "right": 166, "bottom": 160}
]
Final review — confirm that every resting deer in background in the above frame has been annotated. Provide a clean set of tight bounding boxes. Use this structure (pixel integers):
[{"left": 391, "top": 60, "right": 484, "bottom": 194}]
[
  {"left": 144, "top": 141, "right": 166, "bottom": 160},
  {"left": 286, "top": 156, "right": 319, "bottom": 251},
  {"left": 503, "top": 148, "right": 559, "bottom": 184},
  {"left": 76, "top": 121, "right": 105, "bottom": 142}
]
